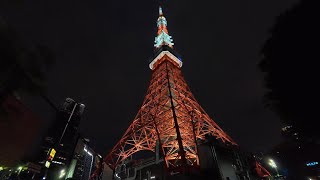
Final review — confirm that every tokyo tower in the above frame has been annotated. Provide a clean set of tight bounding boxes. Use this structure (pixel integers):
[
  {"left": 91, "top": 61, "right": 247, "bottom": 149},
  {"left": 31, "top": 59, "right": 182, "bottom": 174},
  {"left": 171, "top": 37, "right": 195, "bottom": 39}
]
[{"left": 104, "top": 7, "right": 237, "bottom": 173}]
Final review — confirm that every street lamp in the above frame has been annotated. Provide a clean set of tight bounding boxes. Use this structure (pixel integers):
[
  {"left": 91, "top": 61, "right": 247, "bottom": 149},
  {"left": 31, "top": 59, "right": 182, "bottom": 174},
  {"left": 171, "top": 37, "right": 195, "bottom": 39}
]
[{"left": 268, "top": 159, "right": 279, "bottom": 177}]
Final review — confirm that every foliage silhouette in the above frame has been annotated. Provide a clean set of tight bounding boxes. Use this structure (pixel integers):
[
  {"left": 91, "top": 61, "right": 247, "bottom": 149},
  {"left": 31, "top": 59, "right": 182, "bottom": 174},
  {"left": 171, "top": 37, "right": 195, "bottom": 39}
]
[
  {"left": 259, "top": 0, "right": 319, "bottom": 141},
  {"left": 0, "top": 17, "right": 55, "bottom": 117}
]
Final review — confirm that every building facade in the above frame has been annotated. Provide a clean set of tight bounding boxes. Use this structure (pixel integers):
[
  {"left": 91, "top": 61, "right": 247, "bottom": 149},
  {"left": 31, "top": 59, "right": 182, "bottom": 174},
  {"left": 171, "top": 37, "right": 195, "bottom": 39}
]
[
  {"left": 39, "top": 98, "right": 85, "bottom": 179},
  {"left": 66, "top": 138, "right": 102, "bottom": 180}
]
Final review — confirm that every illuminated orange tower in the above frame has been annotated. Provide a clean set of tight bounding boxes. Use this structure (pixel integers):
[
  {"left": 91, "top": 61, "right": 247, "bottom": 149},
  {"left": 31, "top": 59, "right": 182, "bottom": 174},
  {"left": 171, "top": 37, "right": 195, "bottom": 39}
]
[{"left": 104, "top": 7, "right": 237, "bottom": 172}]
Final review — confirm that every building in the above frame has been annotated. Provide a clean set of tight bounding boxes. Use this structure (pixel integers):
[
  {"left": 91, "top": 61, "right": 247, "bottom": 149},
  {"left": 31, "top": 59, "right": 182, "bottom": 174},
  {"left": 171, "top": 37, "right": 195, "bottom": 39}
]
[
  {"left": 38, "top": 98, "right": 103, "bottom": 180},
  {"left": 65, "top": 138, "right": 102, "bottom": 180},
  {"left": 91, "top": 7, "right": 270, "bottom": 180},
  {"left": 38, "top": 97, "right": 85, "bottom": 180}
]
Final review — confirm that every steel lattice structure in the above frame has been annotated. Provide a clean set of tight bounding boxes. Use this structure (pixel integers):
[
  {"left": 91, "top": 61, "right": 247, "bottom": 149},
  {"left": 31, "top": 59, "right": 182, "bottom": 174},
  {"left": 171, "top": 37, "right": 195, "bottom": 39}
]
[{"left": 104, "top": 7, "right": 237, "bottom": 171}]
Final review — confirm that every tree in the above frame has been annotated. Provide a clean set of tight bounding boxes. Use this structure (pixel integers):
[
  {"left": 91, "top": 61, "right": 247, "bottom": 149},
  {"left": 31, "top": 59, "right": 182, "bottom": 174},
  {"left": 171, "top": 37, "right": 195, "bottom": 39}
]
[
  {"left": 0, "top": 17, "right": 56, "bottom": 166},
  {"left": 0, "top": 17, "right": 55, "bottom": 115},
  {"left": 259, "top": 0, "right": 319, "bottom": 141}
]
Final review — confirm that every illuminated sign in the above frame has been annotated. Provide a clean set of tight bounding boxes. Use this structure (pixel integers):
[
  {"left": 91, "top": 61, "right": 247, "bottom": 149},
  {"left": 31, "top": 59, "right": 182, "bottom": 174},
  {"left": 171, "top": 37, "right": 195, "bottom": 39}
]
[
  {"left": 306, "top": 162, "right": 318, "bottom": 166},
  {"left": 45, "top": 161, "right": 51, "bottom": 168},
  {"left": 45, "top": 148, "right": 56, "bottom": 168},
  {"left": 49, "top": 148, "right": 56, "bottom": 157},
  {"left": 47, "top": 148, "right": 56, "bottom": 161}
]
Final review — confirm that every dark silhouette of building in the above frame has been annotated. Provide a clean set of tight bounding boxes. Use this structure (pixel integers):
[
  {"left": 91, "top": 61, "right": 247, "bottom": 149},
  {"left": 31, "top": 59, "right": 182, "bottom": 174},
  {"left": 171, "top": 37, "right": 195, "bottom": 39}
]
[{"left": 37, "top": 98, "right": 85, "bottom": 180}]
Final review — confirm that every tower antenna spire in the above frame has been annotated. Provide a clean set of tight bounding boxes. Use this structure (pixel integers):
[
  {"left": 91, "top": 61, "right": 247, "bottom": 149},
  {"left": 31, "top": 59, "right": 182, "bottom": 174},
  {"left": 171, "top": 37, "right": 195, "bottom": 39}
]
[
  {"left": 154, "top": 6, "right": 174, "bottom": 48},
  {"left": 159, "top": 6, "right": 163, "bottom": 16}
]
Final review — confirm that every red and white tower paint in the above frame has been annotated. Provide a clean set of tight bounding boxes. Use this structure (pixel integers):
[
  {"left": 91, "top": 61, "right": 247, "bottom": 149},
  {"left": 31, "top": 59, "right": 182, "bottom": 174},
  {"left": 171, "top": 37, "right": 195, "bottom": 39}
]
[{"left": 104, "top": 6, "right": 237, "bottom": 172}]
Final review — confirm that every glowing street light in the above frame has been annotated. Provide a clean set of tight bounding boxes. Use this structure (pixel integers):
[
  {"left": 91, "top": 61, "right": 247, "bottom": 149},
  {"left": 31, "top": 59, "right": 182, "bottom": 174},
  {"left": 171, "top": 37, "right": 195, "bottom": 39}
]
[
  {"left": 268, "top": 159, "right": 279, "bottom": 177},
  {"left": 269, "top": 159, "right": 277, "bottom": 168},
  {"left": 17, "top": 166, "right": 23, "bottom": 176},
  {"left": 59, "top": 169, "right": 66, "bottom": 179}
]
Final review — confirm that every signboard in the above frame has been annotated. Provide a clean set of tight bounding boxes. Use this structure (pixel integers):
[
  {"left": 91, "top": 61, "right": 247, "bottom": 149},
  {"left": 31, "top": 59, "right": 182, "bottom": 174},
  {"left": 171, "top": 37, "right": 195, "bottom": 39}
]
[
  {"left": 45, "top": 161, "right": 51, "bottom": 168},
  {"left": 306, "top": 162, "right": 318, "bottom": 166},
  {"left": 45, "top": 148, "right": 56, "bottom": 168},
  {"left": 48, "top": 148, "right": 56, "bottom": 160}
]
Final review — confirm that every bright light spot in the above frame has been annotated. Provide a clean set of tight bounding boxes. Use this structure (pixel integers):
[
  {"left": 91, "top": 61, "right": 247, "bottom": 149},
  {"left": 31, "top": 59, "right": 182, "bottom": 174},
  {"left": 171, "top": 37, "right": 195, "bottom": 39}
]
[
  {"left": 45, "top": 161, "right": 51, "bottom": 168},
  {"left": 84, "top": 147, "right": 93, "bottom": 156},
  {"left": 306, "top": 162, "right": 318, "bottom": 166},
  {"left": 17, "top": 166, "right": 23, "bottom": 170},
  {"left": 151, "top": 175, "right": 156, "bottom": 179},
  {"left": 59, "top": 169, "right": 66, "bottom": 178},
  {"left": 0, "top": 167, "right": 4, "bottom": 171},
  {"left": 42, "top": 177, "right": 46, "bottom": 180},
  {"left": 115, "top": 173, "right": 120, "bottom": 178},
  {"left": 269, "top": 159, "right": 277, "bottom": 168},
  {"left": 52, "top": 161, "right": 64, "bottom": 165}
]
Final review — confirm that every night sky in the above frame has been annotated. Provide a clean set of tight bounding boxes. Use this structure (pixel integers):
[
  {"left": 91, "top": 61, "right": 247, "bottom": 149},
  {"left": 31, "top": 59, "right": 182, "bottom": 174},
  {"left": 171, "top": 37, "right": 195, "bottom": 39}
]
[{"left": 1, "top": 0, "right": 299, "bottom": 156}]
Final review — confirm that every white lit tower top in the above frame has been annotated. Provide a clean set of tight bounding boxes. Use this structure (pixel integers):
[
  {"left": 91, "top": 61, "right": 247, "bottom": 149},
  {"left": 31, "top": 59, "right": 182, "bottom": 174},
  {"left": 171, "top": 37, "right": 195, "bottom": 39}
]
[
  {"left": 150, "top": 7, "right": 182, "bottom": 70},
  {"left": 154, "top": 7, "right": 174, "bottom": 48}
]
